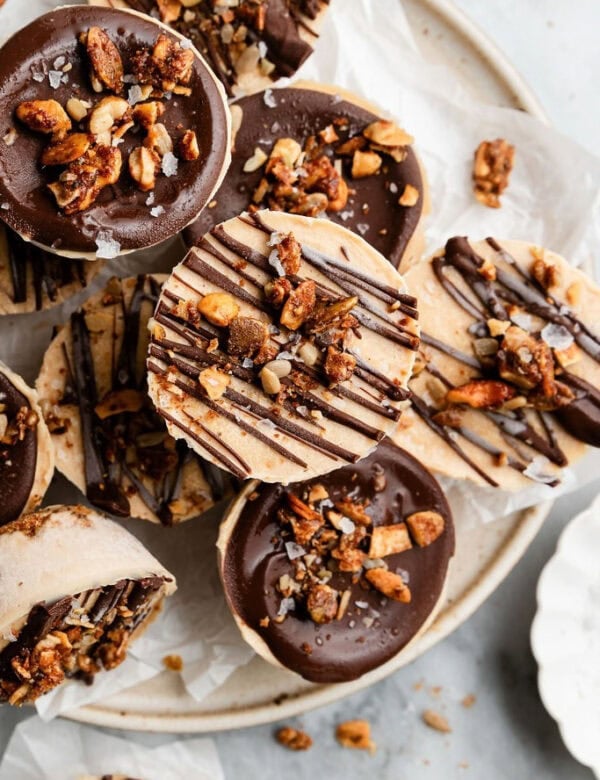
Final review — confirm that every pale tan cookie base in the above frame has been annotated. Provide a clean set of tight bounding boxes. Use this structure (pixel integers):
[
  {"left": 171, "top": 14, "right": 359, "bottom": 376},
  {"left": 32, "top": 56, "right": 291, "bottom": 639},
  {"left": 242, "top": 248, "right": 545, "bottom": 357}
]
[
  {"left": 0, "top": 360, "right": 54, "bottom": 516},
  {"left": 35, "top": 277, "right": 220, "bottom": 524},
  {"left": 0, "top": 226, "right": 101, "bottom": 315},
  {"left": 148, "top": 210, "right": 419, "bottom": 484},
  {"left": 394, "top": 239, "right": 598, "bottom": 491},
  {"left": 216, "top": 481, "right": 449, "bottom": 680},
  {"left": 0, "top": 504, "right": 176, "bottom": 642}
]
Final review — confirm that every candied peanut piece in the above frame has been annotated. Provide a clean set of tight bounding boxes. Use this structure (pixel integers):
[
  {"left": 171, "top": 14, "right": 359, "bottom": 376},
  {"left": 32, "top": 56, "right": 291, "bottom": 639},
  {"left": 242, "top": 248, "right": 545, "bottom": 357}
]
[
  {"left": 336, "top": 720, "right": 376, "bottom": 753},
  {"left": 324, "top": 346, "right": 356, "bottom": 384},
  {"left": 179, "top": 129, "right": 200, "bottom": 161},
  {"left": 227, "top": 316, "right": 269, "bottom": 358},
  {"left": 305, "top": 295, "right": 358, "bottom": 334},
  {"left": 406, "top": 510, "right": 445, "bottom": 547},
  {"left": 473, "top": 138, "right": 515, "bottom": 208},
  {"left": 162, "top": 653, "right": 183, "bottom": 671},
  {"left": 531, "top": 256, "right": 561, "bottom": 290},
  {"left": 198, "top": 366, "right": 230, "bottom": 400},
  {"left": 129, "top": 146, "right": 160, "bottom": 192},
  {"left": 365, "top": 568, "right": 411, "bottom": 603},
  {"left": 363, "top": 120, "right": 413, "bottom": 148},
  {"left": 335, "top": 135, "right": 367, "bottom": 156},
  {"left": 275, "top": 727, "right": 313, "bottom": 751},
  {"left": 264, "top": 277, "right": 292, "bottom": 308},
  {"left": 445, "top": 379, "right": 516, "bottom": 408},
  {"left": 41, "top": 133, "right": 91, "bottom": 166},
  {"left": 133, "top": 101, "right": 165, "bottom": 129},
  {"left": 48, "top": 144, "right": 122, "bottom": 214},
  {"left": 88, "top": 96, "right": 131, "bottom": 138},
  {"left": 156, "top": 0, "right": 183, "bottom": 23},
  {"left": 16, "top": 100, "right": 72, "bottom": 139},
  {"left": 306, "top": 583, "right": 338, "bottom": 624},
  {"left": 275, "top": 233, "right": 302, "bottom": 276},
  {"left": 351, "top": 149, "right": 382, "bottom": 179},
  {"left": 497, "top": 326, "right": 551, "bottom": 391},
  {"left": 280, "top": 280, "right": 316, "bottom": 330},
  {"left": 332, "top": 545, "right": 366, "bottom": 573},
  {"left": 334, "top": 498, "right": 371, "bottom": 526},
  {"left": 85, "top": 26, "right": 124, "bottom": 93},
  {"left": 198, "top": 292, "right": 239, "bottom": 327},
  {"left": 145, "top": 123, "right": 173, "bottom": 157},
  {"left": 398, "top": 183, "right": 420, "bottom": 207},
  {"left": 422, "top": 709, "right": 452, "bottom": 733},
  {"left": 368, "top": 522, "right": 413, "bottom": 558},
  {"left": 268, "top": 137, "right": 302, "bottom": 169}
]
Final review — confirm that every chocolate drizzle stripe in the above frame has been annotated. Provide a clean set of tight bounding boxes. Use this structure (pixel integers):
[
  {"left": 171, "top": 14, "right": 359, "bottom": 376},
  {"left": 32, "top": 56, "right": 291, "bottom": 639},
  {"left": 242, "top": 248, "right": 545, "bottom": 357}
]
[
  {"left": 180, "top": 254, "right": 267, "bottom": 311},
  {"left": 210, "top": 224, "right": 272, "bottom": 272},
  {"left": 420, "top": 332, "right": 481, "bottom": 369},
  {"left": 198, "top": 236, "right": 266, "bottom": 288}
]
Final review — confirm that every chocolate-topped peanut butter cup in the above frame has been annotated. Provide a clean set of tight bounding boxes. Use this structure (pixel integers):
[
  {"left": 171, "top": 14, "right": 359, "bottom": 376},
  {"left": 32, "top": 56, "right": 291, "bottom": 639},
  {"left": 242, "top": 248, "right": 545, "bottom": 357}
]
[
  {"left": 184, "top": 85, "right": 426, "bottom": 269},
  {"left": 0, "top": 224, "right": 100, "bottom": 315},
  {"left": 218, "top": 438, "right": 454, "bottom": 683},
  {"left": 0, "top": 362, "right": 54, "bottom": 528},
  {"left": 395, "top": 237, "right": 600, "bottom": 491},
  {"left": 90, "top": 0, "right": 330, "bottom": 97},
  {"left": 0, "top": 5, "right": 230, "bottom": 258},
  {"left": 147, "top": 210, "right": 420, "bottom": 485},
  {"left": 36, "top": 275, "right": 236, "bottom": 524},
  {"left": 0, "top": 505, "right": 176, "bottom": 704}
]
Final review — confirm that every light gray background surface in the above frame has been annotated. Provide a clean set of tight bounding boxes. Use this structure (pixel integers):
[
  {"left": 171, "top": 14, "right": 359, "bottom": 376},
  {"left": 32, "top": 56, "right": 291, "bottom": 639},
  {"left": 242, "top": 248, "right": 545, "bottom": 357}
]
[{"left": 0, "top": 1, "right": 599, "bottom": 778}]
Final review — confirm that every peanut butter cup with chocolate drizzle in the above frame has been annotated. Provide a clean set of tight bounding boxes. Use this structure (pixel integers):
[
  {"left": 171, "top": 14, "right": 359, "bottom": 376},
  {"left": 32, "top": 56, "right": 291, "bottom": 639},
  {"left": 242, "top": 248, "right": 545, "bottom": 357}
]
[
  {"left": 147, "top": 210, "right": 420, "bottom": 485},
  {"left": 36, "top": 275, "right": 235, "bottom": 524},
  {"left": 0, "top": 362, "right": 54, "bottom": 528},
  {"left": 0, "top": 5, "right": 230, "bottom": 258},
  {"left": 395, "top": 237, "right": 600, "bottom": 491},
  {"left": 218, "top": 438, "right": 454, "bottom": 683},
  {"left": 184, "top": 85, "right": 426, "bottom": 269},
  {"left": 0, "top": 225, "right": 100, "bottom": 315},
  {"left": 90, "top": 0, "right": 330, "bottom": 97}
]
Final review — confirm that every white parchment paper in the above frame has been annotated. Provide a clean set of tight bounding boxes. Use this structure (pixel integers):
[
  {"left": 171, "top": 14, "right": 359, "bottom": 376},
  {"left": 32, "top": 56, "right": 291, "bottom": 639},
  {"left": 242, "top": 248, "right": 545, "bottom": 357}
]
[
  {"left": 0, "top": 0, "right": 598, "bottom": 716},
  {"left": 0, "top": 716, "right": 224, "bottom": 779}
]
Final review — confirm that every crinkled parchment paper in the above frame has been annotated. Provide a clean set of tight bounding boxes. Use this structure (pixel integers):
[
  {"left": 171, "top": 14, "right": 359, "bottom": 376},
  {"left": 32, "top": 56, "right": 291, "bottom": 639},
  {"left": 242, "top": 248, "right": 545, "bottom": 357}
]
[
  {"left": 0, "top": 716, "right": 224, "bottom": 779},
  {"left": 0, "top": 0, "right": 598, "bottom": 715}
]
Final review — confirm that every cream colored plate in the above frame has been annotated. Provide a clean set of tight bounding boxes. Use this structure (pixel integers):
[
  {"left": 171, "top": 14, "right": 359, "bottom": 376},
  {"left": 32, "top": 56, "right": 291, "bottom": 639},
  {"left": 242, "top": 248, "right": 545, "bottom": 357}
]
[{"left": 64, "top": 0, "right": 552, "bottom": 732}]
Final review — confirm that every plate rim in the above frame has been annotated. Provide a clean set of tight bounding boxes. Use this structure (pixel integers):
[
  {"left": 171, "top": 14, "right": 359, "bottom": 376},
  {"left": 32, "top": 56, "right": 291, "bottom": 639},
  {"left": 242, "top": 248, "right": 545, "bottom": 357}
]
[{"left": 68, "top": 0, "right": 552, "bottom": 733}]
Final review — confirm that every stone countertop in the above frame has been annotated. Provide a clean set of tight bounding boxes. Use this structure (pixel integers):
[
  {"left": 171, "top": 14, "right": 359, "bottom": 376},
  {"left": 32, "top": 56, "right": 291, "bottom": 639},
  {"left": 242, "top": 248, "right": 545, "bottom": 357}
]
[{"left": 0, "top": 2, "right": 599, "bottom": 778}]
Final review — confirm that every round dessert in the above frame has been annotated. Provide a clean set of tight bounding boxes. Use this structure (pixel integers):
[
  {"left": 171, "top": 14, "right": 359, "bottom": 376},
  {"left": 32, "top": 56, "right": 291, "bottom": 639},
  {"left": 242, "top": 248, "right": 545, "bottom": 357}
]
[
  {"left": 36, "top": 275, "right": 236, "bottom": 524},
  {"left": 0, "top": 504, "right": 176, "bottom": 705},
  {"left": 217, "top": 438, "right": 454, "bottom": 684},
  {"left": 0, "top": 224, "right": 100, "bottom": 315},
  {"left": 147, "top": 210, "right": 420, "bottom": 484},
  {"left": 90, "top": 0, "right": 330, "bottom": 97},
  {"left": 394, "top": 237, "right": 600, "bottom": 491},
  {"left": 184, "top": 84, "right": 426, "bottom": 269},
  {"left": 0, "top": 5, "right": 231, "bottom": 258},
  {"left": 0, "top": 361, "right": 54, "bottom": 528}
]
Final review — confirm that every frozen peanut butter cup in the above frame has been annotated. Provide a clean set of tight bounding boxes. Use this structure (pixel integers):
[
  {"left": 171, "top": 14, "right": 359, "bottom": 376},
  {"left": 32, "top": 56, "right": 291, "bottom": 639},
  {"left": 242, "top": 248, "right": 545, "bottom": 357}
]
[
  {"left": 147, "top": 210, "right": 420, "bottom": 484},
  {"left": 394, "top": 238, "right": 600, "bottom": 491},
  {"left": 184, "top": 84, "right": 426, "bottom": 269},
  {"left": 217, "top": 438, "right": 454, "bottom": 684},
  {"left": 0, "top": 224, "right": 101, "bottom": 315},
  {"left": 0, "top": 504, "right": 176, "bottom": 705},
  {"left": 36, "top": 275, "right": 236, "bottom": 524},
  {"left": 0, "top": 5, "right": 230, "bottom": 258},
  {"left": 90, "top": 0, "right": 330, "bottom": 97},
  {"left": 0, "top": 362, "right": 54, "bottom": 528}
]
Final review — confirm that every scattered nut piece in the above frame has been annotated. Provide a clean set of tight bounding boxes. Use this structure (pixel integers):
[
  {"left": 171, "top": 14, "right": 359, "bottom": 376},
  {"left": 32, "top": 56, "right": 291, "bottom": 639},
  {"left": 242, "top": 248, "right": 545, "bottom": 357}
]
[
  {"left": 422, "top": 709, "right": 452, "bottom": 733},
  {"left": 487, "top": 318, "right": 510, "bottom": 337},
  {"left": 162, "top": 653, "right": 183, "bottom": 671},
  {"left": 566, "top": 281, "right": 582, "bottom": 307},
  {"left": 365, "top": 568, "right": 411, "bottom": 603},
  {"left": 198, "top": 367, "right": 230, "bottom": 400},
  {"left": 308, "top": 483, "right": 329, "bottom": 503},
  {"left": 66, "top": 97, "right": 91, "bottom": 122},
  {"left": 352, "top": 149, "right": 382, "bottom": 179},
  {"left": 269, "top": 137, "right": 302, "bottom": 168},
  {"left": 129, "top": 146, "right": 160, "bottom": 192},
  {"left": 95, "top": 389, "right": 145, "bottom": 419},
  {"left": 446, "top": 379, "right": 516, "bottom": 408},
  {"left": 297, "top": 341, "right": 320, "bottom": 366},
  {"left": 364, "top": 120, "right": 413, "bottom": 148},
  {"left": 145, "top": 123, "right": 173, "bottom": 157},
  {"left": 85, "top": 26, "right": 124, "bottom": 94},
  {"left": 275, "top": 726, "right": 313, "bottom": 751},
  {"left": 406, "top": 510, "right": 445, "bottom": 547},
  {"left": 280, "top": 280, "right": 316, "bottom": 331},
  {"left": 198, "top": 292, "right": 239, "bottom": 327},
  {"left": 398, "top": 183, "right": 419, "bottom": 207},
  {"left": 243, "top": 146, "right": 268, "bottom": 172},
  {"left": 324, "top": 346, "right": 356, "bottom": 385},
  {"left": 227, "top": 316, "right": 269, "bottom": 359},
  {"left": 260, "top": 366, "right": 281, "bottom": 395},
  {"left": 531, "top": 257, "right": 560, "bottom": 290},
  {"left": 336, "top": 720, "right": 376, "bottom": 753},
  {"left": 473, "top": 138, "right": 515, "bottom": 208},
  {"left": 133, "top": 101, "right": 165, "bottom": 129},
  {"left": 461, "top": 693, "right": 476, "bottom": 708},
  {"left": 41, "top": 133, "right": 91, "bottom": 166},
  {"left": 276, "top": 233, "right": 302, "bottom": 276},
  {"left": 368, "top": 523, "right": 412, "bottom": 558},
  {"left": 306, "top": 583, "right": 338, "bottom": 624},
  {"left": 264, "top": 277, "right": 292, "bottom": 309},
  {"left": 16, "top": 100, "right": 72, "bottom": 139},
  {"left": 179, "top": 129, "right": 200, "bottom": 161}
]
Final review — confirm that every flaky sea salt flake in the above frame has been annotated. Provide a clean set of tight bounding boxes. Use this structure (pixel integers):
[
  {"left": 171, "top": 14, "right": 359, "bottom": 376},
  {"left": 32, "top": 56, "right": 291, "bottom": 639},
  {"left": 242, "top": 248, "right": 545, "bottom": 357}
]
[{"left": 162, "top": 152, "right": 179, "bottom": 177}]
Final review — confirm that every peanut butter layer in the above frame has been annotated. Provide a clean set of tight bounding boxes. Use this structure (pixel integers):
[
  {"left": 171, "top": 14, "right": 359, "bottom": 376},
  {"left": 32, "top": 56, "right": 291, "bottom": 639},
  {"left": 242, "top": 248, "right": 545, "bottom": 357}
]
[
  {"left": 394, "top": 238, "right": 600, "bottom": 491},
  {"left": 147, "top": 210, "right": 420, "bottom": 484},
  {"left": 0, "top": 6, "right": 230, "bottom": 256}
]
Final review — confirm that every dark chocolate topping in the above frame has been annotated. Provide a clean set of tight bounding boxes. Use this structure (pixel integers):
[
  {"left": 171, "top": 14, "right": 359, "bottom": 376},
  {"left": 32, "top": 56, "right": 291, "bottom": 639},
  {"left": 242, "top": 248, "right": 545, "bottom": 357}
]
[
  {"left": 183, "top": 87, "right": 423, "bottom": 267},
  {"left": 3, "top": 226, "right": 90, "bottom": 312},
  {"left": 0, "top": 371, "right": 37, "bottom": 528},
  {"left": 0, "top": 6, "right": 229, "bottom": 253},
  {"left": 223, "top": 439, "right": 454, "bottom": 683},
  {"left": 411, "top": 237, "right": 600, "bottom": 486}
]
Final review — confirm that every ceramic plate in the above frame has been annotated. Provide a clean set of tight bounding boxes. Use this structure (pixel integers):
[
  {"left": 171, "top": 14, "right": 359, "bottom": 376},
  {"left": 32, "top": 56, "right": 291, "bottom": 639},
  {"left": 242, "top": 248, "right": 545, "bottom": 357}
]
[
  {"left": 61, "top": 0, "right": 552, "bottom": 732},
  {"left": 532, "top": 495, "right": 600, "bottom": 778}
]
